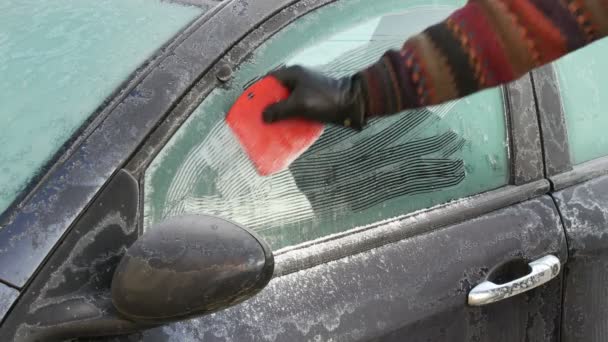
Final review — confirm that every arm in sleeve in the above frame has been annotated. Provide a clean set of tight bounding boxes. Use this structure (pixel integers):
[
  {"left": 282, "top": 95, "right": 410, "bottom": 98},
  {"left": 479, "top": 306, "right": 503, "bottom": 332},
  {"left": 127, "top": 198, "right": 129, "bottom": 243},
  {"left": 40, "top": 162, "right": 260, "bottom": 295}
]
[{"left": 357, "top": 0, "right": 608, "bottom": 119}]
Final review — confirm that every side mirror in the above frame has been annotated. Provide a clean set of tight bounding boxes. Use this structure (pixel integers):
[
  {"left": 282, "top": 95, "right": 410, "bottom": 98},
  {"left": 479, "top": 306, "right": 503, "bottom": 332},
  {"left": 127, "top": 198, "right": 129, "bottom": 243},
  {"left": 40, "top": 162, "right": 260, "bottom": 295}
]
[
  {"left": 2, "top": 215, "right": 271, "bottom": 342},
  {"left": 111, "top": 214, "right": 274, "bottom": 323}
]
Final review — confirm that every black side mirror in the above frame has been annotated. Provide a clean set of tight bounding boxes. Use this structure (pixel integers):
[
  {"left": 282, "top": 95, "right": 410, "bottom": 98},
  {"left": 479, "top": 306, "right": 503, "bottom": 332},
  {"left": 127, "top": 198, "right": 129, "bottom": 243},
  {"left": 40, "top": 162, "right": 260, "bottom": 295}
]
[
  {"left": 2, "top": 214, "right": 273, "bottom": 342},
  {"left": 0, "top": 170, "right": 274, "bottom": 342},
  {"left": 111, "top": 214, "right": 274, "bottom": 323}
]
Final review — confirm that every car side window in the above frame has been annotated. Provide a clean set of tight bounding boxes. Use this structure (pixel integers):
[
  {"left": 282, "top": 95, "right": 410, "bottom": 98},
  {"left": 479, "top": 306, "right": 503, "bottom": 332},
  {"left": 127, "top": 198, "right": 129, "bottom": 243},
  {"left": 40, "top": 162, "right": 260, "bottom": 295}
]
[
  {"left": 554, "top": 39, "right": 608, "bottom": 165},
  {"left": 143, "top": 0, "right": 509, "bottom": 250}
]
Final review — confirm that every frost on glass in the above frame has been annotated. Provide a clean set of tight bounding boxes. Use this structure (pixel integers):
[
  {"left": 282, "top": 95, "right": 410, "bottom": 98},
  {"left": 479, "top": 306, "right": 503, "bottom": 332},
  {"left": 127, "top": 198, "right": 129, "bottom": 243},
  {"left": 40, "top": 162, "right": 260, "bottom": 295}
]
[
  {"left": 555, "top": 39, "right": 608, "bottom": 165},
  {"left": 144, "top": 0, "right": 509, "bottom": 250},
  {"left": 0, "top": 0, "right": 202, "bottom": 215}
]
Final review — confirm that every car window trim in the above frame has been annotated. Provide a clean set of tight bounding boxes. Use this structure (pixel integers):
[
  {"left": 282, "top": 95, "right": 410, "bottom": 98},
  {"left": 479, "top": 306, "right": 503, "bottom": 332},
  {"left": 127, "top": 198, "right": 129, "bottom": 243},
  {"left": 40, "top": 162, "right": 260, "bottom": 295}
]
[
  {"left": 0, "top": 1, "right": 237, "bottom": 289},
  {"left": 530, "top": 65, "right": 573, "bottom": 178},
  {"left": 274, "top": 179, "right": 550, "bottom": 277},
  {"left": 551, "top": 155, "right": 608, "bottom": 190},
  {"left": 505, "top": 74, "right": 545, "bottom": 185},
  {"left": 126, "top": 0, "right": 547, "bottom": 276},
  {"left": 532, "top": 64, "right": 608, "bottom": 190}
]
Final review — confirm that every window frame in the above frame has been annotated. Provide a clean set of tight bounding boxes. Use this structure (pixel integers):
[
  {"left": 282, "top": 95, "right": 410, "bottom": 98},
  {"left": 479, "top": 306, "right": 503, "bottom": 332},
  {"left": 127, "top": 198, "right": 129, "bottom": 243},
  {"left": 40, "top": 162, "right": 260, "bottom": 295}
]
[
  {"left": 531, "top": 65, "right": 608, "bottom": 191},
  {"left": 127, "top": 0, "right": 549, "bottom": 276}
]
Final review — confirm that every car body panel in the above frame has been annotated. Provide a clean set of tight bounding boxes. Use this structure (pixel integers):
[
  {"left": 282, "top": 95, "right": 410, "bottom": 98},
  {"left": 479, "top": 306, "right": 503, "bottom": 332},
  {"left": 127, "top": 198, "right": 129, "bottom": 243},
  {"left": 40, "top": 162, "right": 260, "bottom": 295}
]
[
  {"left": 118, "top": 4, "right": 568, "bottom": 334},
  {"left": 0, "top": 170, "right": 141, "bottom": 341},
  {"left": 504, "top": 75, "right": 545, "bottom": 185},
  {"left": 274, "top": 181, "right": 551, "bottom": 278},
  {"left": 135, "top": 196, "right": 566, "bottom": 342},
  {"left": 532, "top": 54, "right": 608, "bottom": 342},
  {"left": 530, "top": 65, "right": 572, "bottom": 177},
  {"left": 553, "top": 175, "right": 608, "bottom": 342}
]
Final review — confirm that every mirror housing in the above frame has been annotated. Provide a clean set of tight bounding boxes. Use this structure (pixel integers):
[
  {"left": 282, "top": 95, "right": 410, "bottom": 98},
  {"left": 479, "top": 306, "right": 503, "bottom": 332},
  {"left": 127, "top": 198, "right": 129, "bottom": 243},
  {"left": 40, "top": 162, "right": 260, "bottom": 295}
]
[{"left": 111, "top": 214, "right": 274, "bottom": 323}]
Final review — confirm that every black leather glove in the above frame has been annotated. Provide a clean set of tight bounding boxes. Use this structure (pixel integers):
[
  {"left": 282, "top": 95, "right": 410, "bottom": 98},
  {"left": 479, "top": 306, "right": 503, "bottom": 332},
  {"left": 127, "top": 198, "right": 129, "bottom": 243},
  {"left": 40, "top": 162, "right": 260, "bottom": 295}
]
[{"left": 262, "top": 66, "right": 367, "bottom": 130}]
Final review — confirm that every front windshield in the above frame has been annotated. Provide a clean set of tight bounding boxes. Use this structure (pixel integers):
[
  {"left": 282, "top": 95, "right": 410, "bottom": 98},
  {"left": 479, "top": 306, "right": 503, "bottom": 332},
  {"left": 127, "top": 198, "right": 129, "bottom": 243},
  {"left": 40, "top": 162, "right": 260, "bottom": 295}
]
[{"left": 0, "top": 0, "right": 202, "bottom": 216}]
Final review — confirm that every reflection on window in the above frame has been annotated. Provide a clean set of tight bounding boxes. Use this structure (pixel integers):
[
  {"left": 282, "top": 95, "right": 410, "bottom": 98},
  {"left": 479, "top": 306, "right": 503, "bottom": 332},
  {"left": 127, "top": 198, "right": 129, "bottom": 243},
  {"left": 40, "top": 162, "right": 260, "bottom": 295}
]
[
  {"left": 555, "top": 39, "right": 608, "bottom": 165},
  {"left": 144, "top": 0, "right": 509, "bottom": 250}
]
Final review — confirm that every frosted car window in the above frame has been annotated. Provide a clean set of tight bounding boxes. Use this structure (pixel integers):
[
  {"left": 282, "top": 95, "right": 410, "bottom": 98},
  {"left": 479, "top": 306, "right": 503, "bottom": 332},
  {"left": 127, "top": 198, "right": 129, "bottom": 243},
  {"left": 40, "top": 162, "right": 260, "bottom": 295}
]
[
  {"left": 0, "top": 0, "right": 202, "bottom": 215},
  {"left": 144, "top": 0, "right": 509, "bottom": 250},
  {"left": 555, "top": 39, "right": 608, "bottom": 165}
]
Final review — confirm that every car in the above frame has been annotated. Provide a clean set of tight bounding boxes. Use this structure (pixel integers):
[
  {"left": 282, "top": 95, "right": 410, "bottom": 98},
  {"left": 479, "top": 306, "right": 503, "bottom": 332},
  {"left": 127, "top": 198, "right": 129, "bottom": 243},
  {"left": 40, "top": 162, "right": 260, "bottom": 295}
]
[{"left": 1, "top": 0, "right": 608, "bottom": 341}]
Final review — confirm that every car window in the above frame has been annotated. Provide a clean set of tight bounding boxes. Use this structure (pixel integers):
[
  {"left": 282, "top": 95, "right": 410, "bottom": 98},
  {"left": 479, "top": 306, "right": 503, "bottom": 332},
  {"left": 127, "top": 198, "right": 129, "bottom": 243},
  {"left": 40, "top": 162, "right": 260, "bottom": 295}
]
[
  {"left": 143, "top": 0, "right": 509, "bottom": 250},
  {"left": 554, "top": 39, "right": 608, "bottom": 165},
  {"left": 0, "top": 0, "right": 202, "bottom": 215}
]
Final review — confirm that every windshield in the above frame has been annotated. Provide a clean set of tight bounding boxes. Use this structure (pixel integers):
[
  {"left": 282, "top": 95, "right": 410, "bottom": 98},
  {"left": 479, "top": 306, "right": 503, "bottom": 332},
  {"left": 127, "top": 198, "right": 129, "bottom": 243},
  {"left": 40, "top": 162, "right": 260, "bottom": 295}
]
[{"left": 0, "top": 0, "right": 202, "bottom": 215}]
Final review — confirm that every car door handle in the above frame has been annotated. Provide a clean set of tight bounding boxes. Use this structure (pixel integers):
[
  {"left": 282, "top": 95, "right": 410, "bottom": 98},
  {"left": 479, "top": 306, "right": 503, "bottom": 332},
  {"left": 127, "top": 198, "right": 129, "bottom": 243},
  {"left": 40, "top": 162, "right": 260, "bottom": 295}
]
[{"left": 468, "top": 255, "right": 561, "bottom": 306}]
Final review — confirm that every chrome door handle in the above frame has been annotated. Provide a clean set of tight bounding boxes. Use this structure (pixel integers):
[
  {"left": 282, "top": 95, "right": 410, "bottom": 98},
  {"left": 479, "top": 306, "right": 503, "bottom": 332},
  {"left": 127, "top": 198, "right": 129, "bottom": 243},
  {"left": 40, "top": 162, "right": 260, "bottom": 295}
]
[{"left": 468, "top": 255, "right": 561, "bottom": 306}]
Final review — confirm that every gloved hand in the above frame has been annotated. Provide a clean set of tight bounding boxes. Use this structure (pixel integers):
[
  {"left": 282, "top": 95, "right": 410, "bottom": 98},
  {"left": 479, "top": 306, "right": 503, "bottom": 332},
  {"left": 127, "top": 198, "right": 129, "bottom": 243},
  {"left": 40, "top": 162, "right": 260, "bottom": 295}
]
[{"left": 262, "top": 66, "right": 367, "bottom": 130}]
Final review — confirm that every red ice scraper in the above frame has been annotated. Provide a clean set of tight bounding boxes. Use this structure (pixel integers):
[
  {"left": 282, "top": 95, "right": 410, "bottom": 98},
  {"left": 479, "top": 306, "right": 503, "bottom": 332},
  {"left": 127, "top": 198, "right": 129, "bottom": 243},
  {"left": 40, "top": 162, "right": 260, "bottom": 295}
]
[{"left": 226, "top": 76, "right": 324, "bottom": 176}]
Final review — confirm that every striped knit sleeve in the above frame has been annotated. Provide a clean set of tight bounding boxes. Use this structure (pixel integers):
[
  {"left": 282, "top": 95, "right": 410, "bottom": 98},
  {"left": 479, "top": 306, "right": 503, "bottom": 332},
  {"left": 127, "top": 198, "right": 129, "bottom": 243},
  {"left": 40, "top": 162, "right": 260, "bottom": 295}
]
[{"left": 357, "top": 0, "right": 608, "bottom": 118}]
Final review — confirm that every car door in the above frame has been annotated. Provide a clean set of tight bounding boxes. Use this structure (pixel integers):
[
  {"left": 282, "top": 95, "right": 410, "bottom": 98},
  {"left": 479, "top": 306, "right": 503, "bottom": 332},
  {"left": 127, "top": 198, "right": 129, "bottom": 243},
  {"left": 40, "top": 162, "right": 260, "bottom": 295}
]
[
  {"left": 0, "top": 1, "right": 568, "bottom": 341},
  {"left": 124, "top": 0, "right": 567, "bottom": 340},
  {"left": 532, "top": 39, "right": 608, "bottom": 342}
]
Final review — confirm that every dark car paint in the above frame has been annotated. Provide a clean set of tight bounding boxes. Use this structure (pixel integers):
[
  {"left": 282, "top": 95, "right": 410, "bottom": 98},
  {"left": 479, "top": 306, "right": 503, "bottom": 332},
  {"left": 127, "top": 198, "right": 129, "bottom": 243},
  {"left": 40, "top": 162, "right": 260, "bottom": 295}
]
[
  {"left": 132, "top": 197, "right": 566, "bottom": 342},
  {"left": 551, "top": 156, "right": 608, "bottom": 192},
  {"left": 1, "top": 169, "right": 276, "bottom": 341},
  {"left": 23, "top": 195, "right": 567, "bottom": 342},
  {"left": 553, "top": 175, "right": 608, "bottom": 342},
  {"left": 273, "top": 180, "right": 551, "bottom": 279},
  {"left": 529, "top": 62, "right": 608, "bottom": 341},
  {"left": 0, "top": 170, "right": 143, "bottom": 341},
  {"left": 530, "top": 65, "right": 573, "bottom": 177},
  {"left": 505, "top": 75, "right": 545, "bottom": 186},
  {"left": 111, "top": 215, "right": 274, "bottom": 323}
]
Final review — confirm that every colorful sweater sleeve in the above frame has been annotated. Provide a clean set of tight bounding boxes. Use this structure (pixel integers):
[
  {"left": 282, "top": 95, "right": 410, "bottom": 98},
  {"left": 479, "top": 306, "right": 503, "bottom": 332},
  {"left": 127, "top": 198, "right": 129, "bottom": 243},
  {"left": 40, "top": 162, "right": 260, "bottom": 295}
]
[{"left": 357, "top": 0, "right": 608, "bottom": 118}]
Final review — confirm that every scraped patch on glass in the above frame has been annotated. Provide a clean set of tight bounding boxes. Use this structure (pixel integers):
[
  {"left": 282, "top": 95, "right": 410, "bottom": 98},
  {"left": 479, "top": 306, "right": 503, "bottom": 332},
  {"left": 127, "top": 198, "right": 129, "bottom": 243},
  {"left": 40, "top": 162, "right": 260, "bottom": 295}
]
[
  {"left": 144, "top": 0, "right": 508, "bottom": 250},
  {"left": 291, "top": 111, "right": 466, "bottom": 214}
]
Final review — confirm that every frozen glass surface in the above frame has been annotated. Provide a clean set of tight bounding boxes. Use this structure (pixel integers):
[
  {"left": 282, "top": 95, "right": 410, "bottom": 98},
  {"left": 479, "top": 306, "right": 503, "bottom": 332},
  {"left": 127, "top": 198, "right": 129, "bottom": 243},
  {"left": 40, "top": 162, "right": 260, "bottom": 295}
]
[
  {"left": 555, "top": 39, "right": 608, "bottom": 165},
  {"left": 0, "top": 0, "right": 202, "bottom": 215},
  {"left": 144, "top": 0, "right": 509, "bottom": 250}
]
